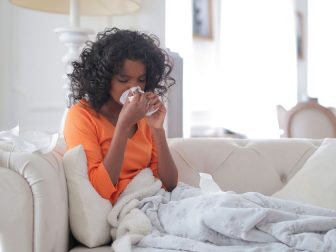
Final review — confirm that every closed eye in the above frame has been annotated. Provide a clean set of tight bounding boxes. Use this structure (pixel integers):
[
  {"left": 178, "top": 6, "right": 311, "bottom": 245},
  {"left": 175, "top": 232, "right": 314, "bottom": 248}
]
[{"left": 116, "top": 74, "right": 146, "bottom": 83}]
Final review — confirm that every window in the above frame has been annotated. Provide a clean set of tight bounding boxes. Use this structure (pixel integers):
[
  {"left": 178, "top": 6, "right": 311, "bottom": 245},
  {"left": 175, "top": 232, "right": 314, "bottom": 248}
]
[
  {"left": 166, "top": 0, "right": 297, "bottom": 138},
  {"left": 308, "top": 0, "right": 336, "bottom": 106}
]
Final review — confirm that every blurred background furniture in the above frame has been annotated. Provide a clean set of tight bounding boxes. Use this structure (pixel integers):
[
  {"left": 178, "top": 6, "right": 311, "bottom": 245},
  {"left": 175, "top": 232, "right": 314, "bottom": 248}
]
[{"left": 277, "top": 100, "right": 336, "bottom": 138}]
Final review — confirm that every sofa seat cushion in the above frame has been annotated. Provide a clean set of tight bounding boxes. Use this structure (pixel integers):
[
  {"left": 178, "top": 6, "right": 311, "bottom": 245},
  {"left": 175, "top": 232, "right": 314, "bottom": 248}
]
[{"left": 273, "top": 138, "right": 336, "bottom": 210}]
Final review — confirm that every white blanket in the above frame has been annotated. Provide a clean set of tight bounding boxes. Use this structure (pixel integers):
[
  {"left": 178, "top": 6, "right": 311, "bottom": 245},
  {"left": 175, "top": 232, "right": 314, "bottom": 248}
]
[{"left": 107, "top": 168, "right": 336, "bottom": 252}]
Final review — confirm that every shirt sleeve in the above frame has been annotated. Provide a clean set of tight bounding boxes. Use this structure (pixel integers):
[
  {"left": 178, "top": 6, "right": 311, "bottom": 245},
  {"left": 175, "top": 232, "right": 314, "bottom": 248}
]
[{"left": 63, "top": 106, "right": 116, "bottom": 200}]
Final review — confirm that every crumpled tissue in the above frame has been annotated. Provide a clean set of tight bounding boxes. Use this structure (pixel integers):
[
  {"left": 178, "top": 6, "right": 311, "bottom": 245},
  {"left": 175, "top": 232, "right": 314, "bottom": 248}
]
[
  {"left": 0, "top": 125, "right": 59, "bottom": 154},
  {"left": 199, "top": 172, "right": 222, "bottom": 193}
]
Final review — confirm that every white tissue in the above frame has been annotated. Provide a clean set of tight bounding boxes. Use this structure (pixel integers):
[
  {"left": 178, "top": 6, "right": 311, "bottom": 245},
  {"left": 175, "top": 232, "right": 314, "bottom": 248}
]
[
  {"left": 119, "top": 86, "right": 143, "bottom": 104},
  {"left": 199, "top": 172, "right": 222, "bottom": 193},
  {"left": 119, "top": 86, "right": 159, "bottom": 116},
  {"left": 0, "top": 125, "right": 59, "bottom": 154}
]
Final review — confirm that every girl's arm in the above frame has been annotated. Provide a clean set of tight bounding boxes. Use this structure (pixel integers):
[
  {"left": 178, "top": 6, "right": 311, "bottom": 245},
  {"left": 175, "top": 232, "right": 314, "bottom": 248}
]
[
  {"left": 103, "top": 92, "right": 149, "bottom": 185},
  {"left": 103, "top": 124, "right": 131, "bottom": 185},
  {"left": 146, "top": 92, "right": 178, "bottom": 191},
  {"left": 152, "top": 128, "right": 178, "bottom": 191}
]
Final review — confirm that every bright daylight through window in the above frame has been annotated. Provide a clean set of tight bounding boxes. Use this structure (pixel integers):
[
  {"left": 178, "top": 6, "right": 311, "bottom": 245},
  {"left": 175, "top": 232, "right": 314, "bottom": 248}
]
[
  {"left": 166, "top": 0, "right": 297, "bottom": 138},
  {"left": 308, "top": 0, "right": 336, "bottom": 107}
]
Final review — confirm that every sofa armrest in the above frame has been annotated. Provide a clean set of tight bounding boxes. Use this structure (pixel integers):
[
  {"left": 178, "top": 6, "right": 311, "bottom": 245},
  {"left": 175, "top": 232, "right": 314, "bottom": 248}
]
[
  {"left": 0, "top": 168, "right": 33, "bottom": 252},
  {"left": 0, "top": 147, "right": 69, "bottom": 252}
]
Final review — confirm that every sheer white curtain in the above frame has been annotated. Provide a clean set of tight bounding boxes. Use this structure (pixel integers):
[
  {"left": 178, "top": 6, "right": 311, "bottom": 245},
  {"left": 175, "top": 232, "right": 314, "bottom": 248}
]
[
  {"left": 308, "top": 0, "right": 336, "bottom": 106},
  {"left": 215, "top": 0, "right": 296, "bottom": 138},
  {"left": 166, "top": 0, "right": 297, "bottom": 138}
]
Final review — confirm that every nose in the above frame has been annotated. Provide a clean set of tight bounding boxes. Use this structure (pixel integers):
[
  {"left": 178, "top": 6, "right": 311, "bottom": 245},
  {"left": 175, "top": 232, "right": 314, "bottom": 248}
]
[
  {"left": 126, "top": 80, "right": 139, "bottom": 89},
  {"left": 129, "top": 82, "right": 144, "bottom": 92},
  {"left": 122, "top": 85, "right": 143, "bottom": 97}
]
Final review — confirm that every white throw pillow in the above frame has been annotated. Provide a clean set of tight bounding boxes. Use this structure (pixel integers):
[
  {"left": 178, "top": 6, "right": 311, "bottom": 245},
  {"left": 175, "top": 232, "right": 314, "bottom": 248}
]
[
  {"left": 273, "top": 138, "right": 336, "bottom": 210},
  {"left": 63, "top": 145, "right": 112, "bottom": 247}
]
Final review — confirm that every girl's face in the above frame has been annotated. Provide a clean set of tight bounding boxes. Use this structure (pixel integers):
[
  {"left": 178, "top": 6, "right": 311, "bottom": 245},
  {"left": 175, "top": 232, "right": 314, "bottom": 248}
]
[{"left": 110, "top": 59, "right": 146, "bottom": 104}]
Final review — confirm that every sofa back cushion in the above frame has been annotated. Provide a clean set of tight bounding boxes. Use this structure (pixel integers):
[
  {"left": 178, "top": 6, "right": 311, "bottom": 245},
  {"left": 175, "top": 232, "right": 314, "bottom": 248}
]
[{"left": 168, "top": 138, "right": 322, "bottom": 195}]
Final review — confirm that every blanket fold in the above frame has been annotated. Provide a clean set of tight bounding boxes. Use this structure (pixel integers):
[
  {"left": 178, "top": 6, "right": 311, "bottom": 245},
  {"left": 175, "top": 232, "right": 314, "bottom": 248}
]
[{"left": 107, "top": 168, "right": 163, "bottom": 251}]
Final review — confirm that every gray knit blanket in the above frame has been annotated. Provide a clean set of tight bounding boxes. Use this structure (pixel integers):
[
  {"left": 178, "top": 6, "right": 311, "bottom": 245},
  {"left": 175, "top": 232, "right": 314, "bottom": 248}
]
[{"left": 108, "top": 168, "right": 336, "bottom": 252}]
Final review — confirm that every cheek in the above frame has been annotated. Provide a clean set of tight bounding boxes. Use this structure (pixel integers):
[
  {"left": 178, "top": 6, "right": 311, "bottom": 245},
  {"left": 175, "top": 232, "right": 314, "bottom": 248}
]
[
  {"left": 110, "top": 84, "right": 128, "bottom": 103},
  {"left": 140, "top": 83, "right": 146, "bottom": 90}
]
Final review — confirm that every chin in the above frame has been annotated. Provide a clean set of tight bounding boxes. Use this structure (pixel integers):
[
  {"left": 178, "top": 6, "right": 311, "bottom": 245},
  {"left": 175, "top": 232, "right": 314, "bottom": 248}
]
[{"left": 110, "top": 96, "right": 122, "bottom": 105}]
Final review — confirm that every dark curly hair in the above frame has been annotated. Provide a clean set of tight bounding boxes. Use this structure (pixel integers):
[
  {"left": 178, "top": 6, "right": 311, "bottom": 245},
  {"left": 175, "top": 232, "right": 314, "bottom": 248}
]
[{"left": 68, "top": 27, "right": 175, "bottom": 111}]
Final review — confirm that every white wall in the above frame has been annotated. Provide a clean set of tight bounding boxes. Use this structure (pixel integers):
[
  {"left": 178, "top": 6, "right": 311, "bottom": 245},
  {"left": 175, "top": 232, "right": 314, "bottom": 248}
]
[
  {"left": 0, "top": 0, "right": 14, "bottom": 130},
  {"left": 0, "top": 0, "right": 166, "bottom": 133},
  {"left": 295, "top": 0, "right": 308, "bottom": 101},
  {"left": 105, "top": 0, "right": 166, "bottom": 46}
]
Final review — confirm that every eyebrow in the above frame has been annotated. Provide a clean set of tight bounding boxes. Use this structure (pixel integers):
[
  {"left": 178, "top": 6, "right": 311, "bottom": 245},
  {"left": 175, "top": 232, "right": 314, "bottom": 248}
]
[{"left": 118, "top": 73, "right": 146, "bottom": 78}]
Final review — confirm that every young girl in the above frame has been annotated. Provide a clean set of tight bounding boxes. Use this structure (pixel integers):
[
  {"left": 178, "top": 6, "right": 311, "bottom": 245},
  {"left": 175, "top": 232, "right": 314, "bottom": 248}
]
[{"left": 64, "top": 27, "right": 178, "bottom": 204}]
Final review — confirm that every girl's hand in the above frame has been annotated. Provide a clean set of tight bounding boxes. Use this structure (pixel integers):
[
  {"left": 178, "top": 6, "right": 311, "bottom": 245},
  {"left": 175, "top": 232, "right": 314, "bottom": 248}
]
[
  {"left": 145, "top": 92, "right": 166, "bottom": 129},
  {"left": 117, "top": 92, "right": 148, "bottom": 128}
]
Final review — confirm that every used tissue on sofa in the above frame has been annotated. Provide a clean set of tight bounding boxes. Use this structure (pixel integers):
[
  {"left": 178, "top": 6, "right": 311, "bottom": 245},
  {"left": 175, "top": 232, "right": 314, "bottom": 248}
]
[
  {"left": 0, "top": 125, "right": 59, "bottom": 154},
  {"left": 199, "top": 172, "right": 222, "bottom": 193}
]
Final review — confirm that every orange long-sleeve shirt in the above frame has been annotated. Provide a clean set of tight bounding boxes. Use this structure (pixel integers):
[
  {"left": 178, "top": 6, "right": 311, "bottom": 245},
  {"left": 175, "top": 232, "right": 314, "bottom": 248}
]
[{"left": 63, "top": 100, "right": 158, "bottom": 204}]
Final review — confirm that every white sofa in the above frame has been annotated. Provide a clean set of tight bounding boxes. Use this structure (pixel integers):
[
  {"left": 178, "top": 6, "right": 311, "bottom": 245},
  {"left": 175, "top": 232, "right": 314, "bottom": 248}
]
[{"left": 0, "top": 138, "right": 324, "bottom": 252}]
